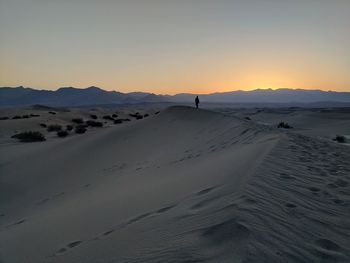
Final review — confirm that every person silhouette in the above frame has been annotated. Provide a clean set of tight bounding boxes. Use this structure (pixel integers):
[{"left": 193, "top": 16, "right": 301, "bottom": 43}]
[{"left": 195, "top": 96, "right": 200, "bottom": 109}]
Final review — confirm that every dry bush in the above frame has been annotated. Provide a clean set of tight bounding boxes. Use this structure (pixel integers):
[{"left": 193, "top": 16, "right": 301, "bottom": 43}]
[
  {"left": 57, "top": 130, "right": 69, "bottom": 137},
  {"left": 47, "top": 124, "right": 62, "bottom": 132},
  {"left": 11, "top": 131, "right": 46, "bottom": 142},
  {"left": 86, "top": 120, "right": 103, "bottom": 127}
]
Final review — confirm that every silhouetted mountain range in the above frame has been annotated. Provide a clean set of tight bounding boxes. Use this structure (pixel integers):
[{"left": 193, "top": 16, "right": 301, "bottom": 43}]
[{"left": 1, "top": 86, "right": 350, "bottom": 107}]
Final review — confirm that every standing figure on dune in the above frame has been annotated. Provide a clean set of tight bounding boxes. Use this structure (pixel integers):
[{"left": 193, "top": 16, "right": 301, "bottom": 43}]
[{"left": 195, "top": 96, "right": 200, "bottom": 109}]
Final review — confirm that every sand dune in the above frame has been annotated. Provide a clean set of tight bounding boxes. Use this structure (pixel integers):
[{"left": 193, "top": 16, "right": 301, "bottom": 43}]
[
  {"left": 222, "top": 107, "right": 350, "bottom": 141},
  {"left": 0, "top": 106, "right": 349, "bottom": 262}
]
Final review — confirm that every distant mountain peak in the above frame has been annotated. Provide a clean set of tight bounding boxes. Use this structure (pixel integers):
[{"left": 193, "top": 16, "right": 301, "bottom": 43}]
[
  {"left": 0, "top": 86, "right": 349, "bottom": 107},
  {"left": 86, "top": 86, "right": 103, "bottom": 91}
]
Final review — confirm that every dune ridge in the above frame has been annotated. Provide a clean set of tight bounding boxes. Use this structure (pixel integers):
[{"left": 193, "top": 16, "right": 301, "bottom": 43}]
[{"left": 0, "top": 106, "right": 349, "bottom": 262}]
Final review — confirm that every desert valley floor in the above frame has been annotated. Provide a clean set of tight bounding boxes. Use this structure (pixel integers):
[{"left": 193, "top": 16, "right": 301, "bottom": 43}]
[{"left": 0, "top": 106, "right": 350, "bottom": 262}]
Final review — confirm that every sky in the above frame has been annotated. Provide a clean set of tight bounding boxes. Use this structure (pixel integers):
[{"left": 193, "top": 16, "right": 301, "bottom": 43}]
[{"left": 0, "top": 0, "right": 349, "bottom": 94}]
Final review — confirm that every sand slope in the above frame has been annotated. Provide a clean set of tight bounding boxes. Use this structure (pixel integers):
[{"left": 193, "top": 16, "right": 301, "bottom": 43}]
[
  {"left": 222, "top": 107, "right": 350, "bottom": 140},
  {"left": 0, "top": 106, "right": 349, "bottom": 262}
]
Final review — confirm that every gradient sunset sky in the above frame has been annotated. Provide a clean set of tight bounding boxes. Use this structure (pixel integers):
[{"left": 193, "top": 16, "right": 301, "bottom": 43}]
[{"left": 0, "top": 0, "right": 349, "bottom": 94}]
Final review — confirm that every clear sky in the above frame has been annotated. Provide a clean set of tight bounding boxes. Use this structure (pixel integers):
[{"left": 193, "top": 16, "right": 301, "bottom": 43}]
[{"left": 0, "top": 0, "right": 349, "bottom": 94}]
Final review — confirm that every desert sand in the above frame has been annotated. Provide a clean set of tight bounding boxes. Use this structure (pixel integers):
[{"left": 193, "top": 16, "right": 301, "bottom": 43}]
[{"left": 0, "top": 106, "right": 349, "bottom": 262}]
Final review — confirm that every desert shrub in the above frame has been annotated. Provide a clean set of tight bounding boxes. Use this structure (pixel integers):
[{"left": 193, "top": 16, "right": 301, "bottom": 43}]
[
  {"left": 129, "top": 112, "right": 143, "bottom": 119},
  {"left": 103, "top": 115, "right": 114, "bottom": 121},
  {"left": 72, "top": 118, "right": 84, "bottom": 124},
  {"left": 123, "top": 118, "right": 131, "bottom": 122},
  {"left": 57, "top": 130, "right": 68, "bottom": 137},
  {"left": 12, "top": 115, "right": 22, "bottom": 119},
  {"left": 144, "top": 114, "right": 149, "bottom": 117},
  {"left": 47, "top": 124, "right": 62, "bottom": 132},
  {"left": 75, "top": 125, "right": 87, "bottom": 134},
  {"left": 155, "top": 111, "right": 160, "bottom": 115},
  {"left": 11, "top": 131, "right": 46, "bottom": 142},
  {"left": 114, "top": 119, "right": 123, "bottom": 124},
  {"left": 112, "top": 114, "right": 118, "bottom": 118},
  {"left": 277, "top": 122, "right": 293, "bottom": 129},
  {"left": 90, "top": 114, "right": 97, "bottom": 119},
  {"left": 22, "top": 115, "right": 30, "bottom": 119},
  {"left": 86, "top": 120, "right": 103, "bottom": 127},
  {"left": 333, "top": 135, "right": 346, "bottom": 143},
  {"left": 66, "top": 124, "right": 73, "bottom": 131},
  {"left": 245, "top": 117, "right": 251, "bottom": 120},
  {"left": 0, "top": 117, "right": 9, "bottom": 120},
  {"left": 48, "top": 111, "right": 56, "bottom": 115},
  {"left": 30, "top": 114, "right": 40, "bottom": 117},
  {"left": 39, "top": 123, "right": 47, "bottom": 128}
]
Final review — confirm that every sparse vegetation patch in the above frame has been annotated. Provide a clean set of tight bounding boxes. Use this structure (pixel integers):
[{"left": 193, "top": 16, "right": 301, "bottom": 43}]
[
  {"left": 103, "top": 115, "right": 114, "bottom": 121},
  {"left": 72, "top": 118, "right": 84, "bottom": 124},
  {"left": 277, "top": 122, "right": 293, "bottom": 129},
  {"left": 11, "top": 131, "right": 46, "bottom": 142},
  {"left": 57, "top": 130, "right": 69, "bottom": 138},
  {"left": 47, "top": 124, "right": 62, "bottom": 132},
  {"left": 114, "top": 119, "right": 123, "bottom": 124},
  {"left": 86, "top": 120, "right": 103, "bottom": 127},
  {"left": 75, "top": 125, "right": 87, "bottom": 134},
  {"left": 333, "top": 135, "right": 346, "bottom": 143},
  {"left": 130, "top": 112, "right": 143, "bottom": 119}
]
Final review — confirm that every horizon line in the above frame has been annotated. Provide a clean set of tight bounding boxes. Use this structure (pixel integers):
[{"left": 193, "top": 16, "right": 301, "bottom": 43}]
[{"left": 1, "top": 86, "right": 349, "bottom": 96}]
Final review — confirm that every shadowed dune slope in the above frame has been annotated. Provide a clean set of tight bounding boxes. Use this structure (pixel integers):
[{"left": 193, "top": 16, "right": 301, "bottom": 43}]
[{"left": 0, "top": 106, "right": 349, "bottom": 262}]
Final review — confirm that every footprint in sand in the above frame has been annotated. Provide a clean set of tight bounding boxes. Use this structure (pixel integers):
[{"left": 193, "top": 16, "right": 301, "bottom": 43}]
[
  {"left": 313, "top": 239, "right": 345, "bottom": 261},
  {"left": 285, "top": 203, "right": 297, "bottom": 208},
  {"left": 195, "top": 186, "right": 217, "bottom": 196},
  {"left": 94, "top": 229, "right": 116, "bottom": 240},
  {"left": 122, "top": 204, "right": 177, "bottom": 228},
  {"left": 126, "top": 212, "right": 152, "bottom": 225},
  {"left": 191, "top": 196, "right": 220, "bottom": 210},
  {"left": 334, "top": 179, "right": 348, "bottom": 187},
  {"left": 37, "top": 192, "right": 65, "bottom": 205},
  {"left": 7, "top": 219, "right": 26, "bottom": 228},
  {"left": 308, "top": 187, "right": 320, "bottom": 192},
  {"left": 37, "top": 198, "right": 50, "bottom": 205},
  {"left": 332, "top": 199, "right": 345, "bottom": 205},
  {"left": 156, "top": 205, "right": 176, "bottom": 214},
  {"left": 279, "top": 174, "right": 295, "bottom": 180},
  {"left": 102, "top": 229, "right": 115, "bottom": 236},
  {"left": 56, "top": 240, "right": 83, "bottom": 255},
  {"left": 314, "top": 238, "right": 341, "bottom": 251},
  {"left": 67, "top": 241, "right": 82, "bottom": 248},
  {"left": 190, "top": 187, "right": 221, "bottom": 210}
]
